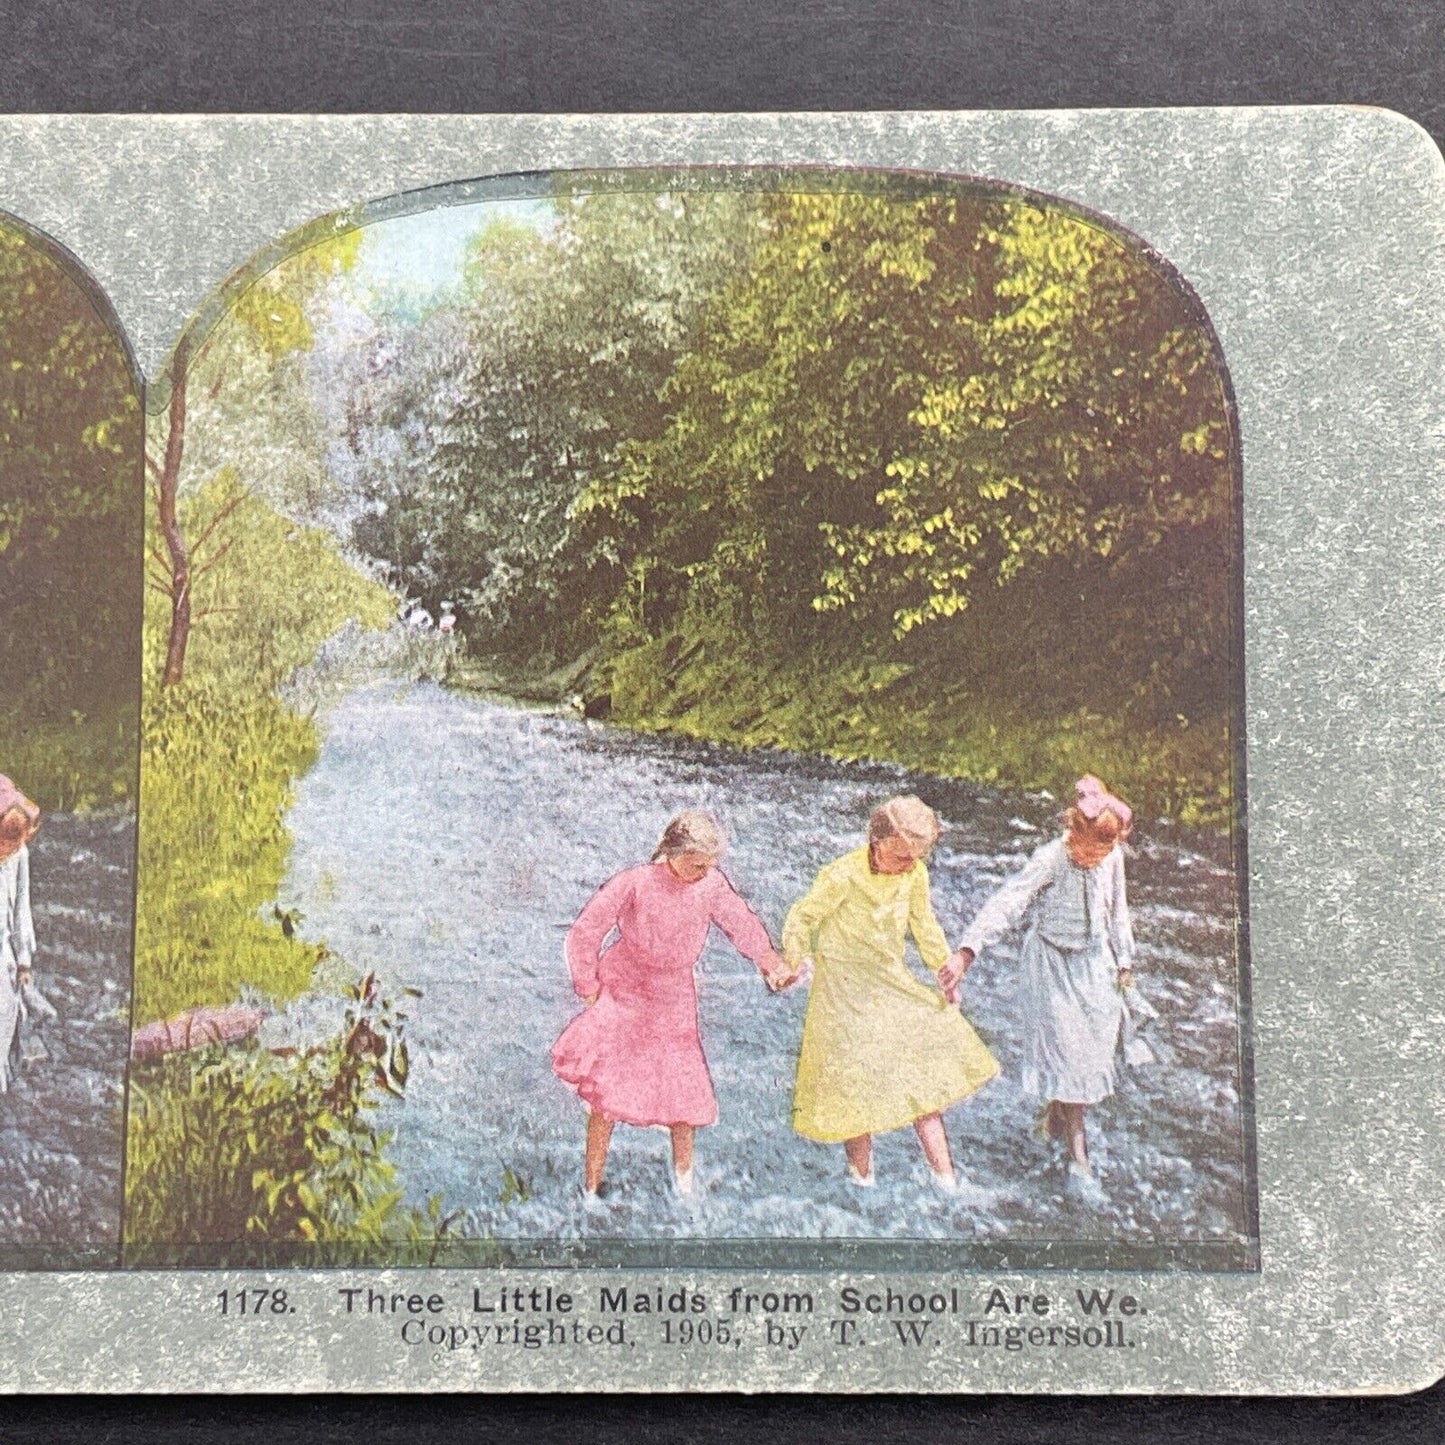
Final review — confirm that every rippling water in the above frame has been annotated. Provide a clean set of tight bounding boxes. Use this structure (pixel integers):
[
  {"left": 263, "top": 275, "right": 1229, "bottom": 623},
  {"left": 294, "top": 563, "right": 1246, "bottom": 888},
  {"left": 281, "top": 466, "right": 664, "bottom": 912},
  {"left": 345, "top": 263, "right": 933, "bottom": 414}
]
[
  {"left": 0, "top": 814, "right": 131, "bottom": 1255},
  {"left": 275, "top": 681, "right": 1253, "bottom": 1258}
]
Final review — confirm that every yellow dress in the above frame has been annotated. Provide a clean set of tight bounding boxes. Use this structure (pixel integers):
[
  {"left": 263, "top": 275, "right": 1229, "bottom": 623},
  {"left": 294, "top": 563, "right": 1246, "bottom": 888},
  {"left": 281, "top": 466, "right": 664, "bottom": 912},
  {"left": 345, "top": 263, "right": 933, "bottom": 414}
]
[{"left": 785, "top": 847, "right": 999, "bottom": 1142}]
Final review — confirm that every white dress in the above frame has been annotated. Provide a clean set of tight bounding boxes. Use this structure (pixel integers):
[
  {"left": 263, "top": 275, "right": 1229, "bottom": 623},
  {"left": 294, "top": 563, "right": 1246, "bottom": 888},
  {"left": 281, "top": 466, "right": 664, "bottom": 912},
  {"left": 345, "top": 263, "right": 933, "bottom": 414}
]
[
  {"left": 960, "top": 837, "right": 1134, "bottom": 1105},
  {"left": 0, "top": 845, "right": 36, "bottom": 1092}
]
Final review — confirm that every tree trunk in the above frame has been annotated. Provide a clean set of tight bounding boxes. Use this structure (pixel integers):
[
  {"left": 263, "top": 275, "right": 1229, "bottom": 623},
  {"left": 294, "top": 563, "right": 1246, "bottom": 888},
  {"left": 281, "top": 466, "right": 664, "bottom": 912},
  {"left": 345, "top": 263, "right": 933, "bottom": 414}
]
[{"left": 157, "top": 336, "right": 190, "bottom": 686}]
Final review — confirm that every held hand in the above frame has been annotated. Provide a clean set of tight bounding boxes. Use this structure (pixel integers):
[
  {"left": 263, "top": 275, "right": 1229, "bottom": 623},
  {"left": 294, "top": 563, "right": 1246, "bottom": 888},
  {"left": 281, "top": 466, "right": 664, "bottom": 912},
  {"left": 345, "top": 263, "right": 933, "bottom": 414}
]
[
  {"left": 938, "top": 948, "right": 974, "bottom": 1004},
  {"left": 783, "top": 956, "right": 815, "bottom": 991},
  {"left": 583, "top": 991, "right": 600, "bottom": 1007},
  {"left": 760, "top": 950, "right": 798, "bottom": 993},
  {"left": 1117, "top": 968, "right": 1134, "bottom": 992}
]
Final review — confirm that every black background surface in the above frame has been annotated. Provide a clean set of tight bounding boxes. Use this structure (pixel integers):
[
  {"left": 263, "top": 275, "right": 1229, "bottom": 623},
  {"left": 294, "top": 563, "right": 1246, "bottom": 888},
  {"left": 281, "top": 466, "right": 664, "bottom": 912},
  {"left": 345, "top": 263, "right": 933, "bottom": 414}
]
[
  {"left": 0, "top": 0, "right": 1442, "bottom": 158},
  {"left": 0, "top": 0, "right": 1441, "bottom": 1435}
]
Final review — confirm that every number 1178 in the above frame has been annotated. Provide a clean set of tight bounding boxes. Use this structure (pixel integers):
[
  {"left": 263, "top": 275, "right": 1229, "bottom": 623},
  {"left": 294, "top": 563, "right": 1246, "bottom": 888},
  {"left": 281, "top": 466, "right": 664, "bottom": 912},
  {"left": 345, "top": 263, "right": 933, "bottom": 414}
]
[{"left": 217, "top": 1288, "right": 293, "bottom": 1315}]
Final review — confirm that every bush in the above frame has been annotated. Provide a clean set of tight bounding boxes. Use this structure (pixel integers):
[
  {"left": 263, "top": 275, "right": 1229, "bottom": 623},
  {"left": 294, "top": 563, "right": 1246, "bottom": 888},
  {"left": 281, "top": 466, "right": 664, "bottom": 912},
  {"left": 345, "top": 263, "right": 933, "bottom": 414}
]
[
  {"left": 599, "top": 613, "right": 1234, "bottom": 832},
  {"left": 123, "top": 976, "right": 454, "bottom": 1264}
]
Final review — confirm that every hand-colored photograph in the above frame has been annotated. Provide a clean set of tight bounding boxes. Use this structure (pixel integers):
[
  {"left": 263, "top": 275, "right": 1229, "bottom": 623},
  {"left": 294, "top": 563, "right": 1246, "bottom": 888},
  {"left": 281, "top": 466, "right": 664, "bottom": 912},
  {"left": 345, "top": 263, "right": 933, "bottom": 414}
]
[
  {"left": 0, "top": 214, "right": 141, "bottom": 1264},
  {"left": 119, "top": 168, "right": 1255, "bottom": 1270}
]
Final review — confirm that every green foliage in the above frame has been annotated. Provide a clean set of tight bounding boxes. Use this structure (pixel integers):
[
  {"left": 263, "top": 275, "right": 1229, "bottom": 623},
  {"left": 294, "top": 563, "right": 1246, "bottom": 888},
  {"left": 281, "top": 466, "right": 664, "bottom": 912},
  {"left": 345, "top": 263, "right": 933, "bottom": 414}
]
[
  {"left": 0, "top": 221, "right": 142, "bottom": 807},
  {"left": 586, "top": 191, "right": 1234, "bottom": 716},
  {"left": 341, "top": 188, "right": 764, "bottom": 654},
  {"left": 227, "top": 231, "right": 364, "bottom": 360},
  {"left": 135, "top": 474, "right": 394, "bottom": 1024},
  {"left": 135, "top": 680, "right": 322, "bottom": 1022},
  {"left": 600, "top": 613, "right": 1232, "bottom": 830},
  {"left": 498, "top": 1164, "right": 532, "bottom": 1207},
  {"left": 176, "top": 231, "right": 365, "bottom": 529},
  {"left": 123, "top": 978, "right": 460, "bottom": 1263},
  {"left": 336, "top": 180, "right": 1239, "bottom": 824},
  {"left": 145, "top": 468, "right": 395, "bottom": 691},
  {"left": 130, "top": 232, "right": 438, "bottom": 1257},
  {"left": 0, "top": 705, "right": 136, "bottom": 814}
]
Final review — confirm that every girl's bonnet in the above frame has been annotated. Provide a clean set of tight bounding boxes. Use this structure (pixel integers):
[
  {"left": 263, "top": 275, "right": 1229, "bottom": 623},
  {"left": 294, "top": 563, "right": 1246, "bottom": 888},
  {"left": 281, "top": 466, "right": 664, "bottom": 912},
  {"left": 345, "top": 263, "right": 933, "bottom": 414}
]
[{"left": 1072, "top": 774, "right": 1132, "bottom": 833}]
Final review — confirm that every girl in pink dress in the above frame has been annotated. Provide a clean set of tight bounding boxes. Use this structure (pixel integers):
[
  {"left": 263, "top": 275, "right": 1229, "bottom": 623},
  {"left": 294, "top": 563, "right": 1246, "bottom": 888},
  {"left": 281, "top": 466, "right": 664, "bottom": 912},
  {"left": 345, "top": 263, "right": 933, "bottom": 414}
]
[{"left": 552, "top": 810, "right": 789, "bottom": 1197}]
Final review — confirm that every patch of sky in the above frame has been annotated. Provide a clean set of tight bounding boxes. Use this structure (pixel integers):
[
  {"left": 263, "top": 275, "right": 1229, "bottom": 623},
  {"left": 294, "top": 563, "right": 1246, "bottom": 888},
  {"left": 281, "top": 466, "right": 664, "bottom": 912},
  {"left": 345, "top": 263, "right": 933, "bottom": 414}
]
[{"left": 351, "top": 195, "right": 557, "bottom": 320}]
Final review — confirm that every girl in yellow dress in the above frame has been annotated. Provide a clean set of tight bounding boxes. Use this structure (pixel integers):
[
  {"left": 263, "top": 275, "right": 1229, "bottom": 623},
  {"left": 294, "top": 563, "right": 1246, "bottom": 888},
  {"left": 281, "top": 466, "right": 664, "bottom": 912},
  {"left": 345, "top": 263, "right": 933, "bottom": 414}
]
[{"left": 783, "top": 796, "right": 998, "bottom": 1191}]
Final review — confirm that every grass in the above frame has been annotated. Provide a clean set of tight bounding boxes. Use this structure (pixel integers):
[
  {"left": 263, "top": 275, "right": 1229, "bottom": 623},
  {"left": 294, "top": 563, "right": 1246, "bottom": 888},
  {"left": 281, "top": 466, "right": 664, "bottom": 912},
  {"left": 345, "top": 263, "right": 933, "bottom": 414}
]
[
  {"left": 133, "top": 475, "right": 395, "bottom": 1023},
  {"left": 133, "top": 682, "right": 326, "bottom": 1022},
  {"left": 0, "top": 704, "right": 137, "bottom": 814},
  {"left": 599, "top": 625, "right": 1234, "bottom": 832},
  {"left": 126, "top": 478, "right": 422, "bottom": 1256}
]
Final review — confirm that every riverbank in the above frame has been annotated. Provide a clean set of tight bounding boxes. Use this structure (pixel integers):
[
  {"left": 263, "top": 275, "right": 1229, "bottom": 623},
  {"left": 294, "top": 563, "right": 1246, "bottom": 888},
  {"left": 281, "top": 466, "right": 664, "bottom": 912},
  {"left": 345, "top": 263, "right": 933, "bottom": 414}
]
[
  {"left": 451, "top": 634, "right": 1234, "bottom": 834},
  {"left": 125, "top": 489, "right": 438, "bottom": 1260},
  {"left": 134, "top": 483, "right": 399, "bottom": 1025},
  {"left": 0, "top": 706, "right": 136, "bottom": 816}
]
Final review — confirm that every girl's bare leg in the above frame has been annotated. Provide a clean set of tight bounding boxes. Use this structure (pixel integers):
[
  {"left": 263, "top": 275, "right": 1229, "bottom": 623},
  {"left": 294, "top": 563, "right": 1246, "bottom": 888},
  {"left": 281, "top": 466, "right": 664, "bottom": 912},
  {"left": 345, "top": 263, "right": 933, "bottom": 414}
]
[
  {"left": 1060, "top": 1102, "right": 1090, "bottom": 1169},
  {"left": 1047, "top": 1101, "right": 1066, "bottom": 1139},
  {"left": 914, "top": 1112, "right": 955, "bottom": 1179},
  {"left": 585, "top": 1112, "right": 614, "bottom": 1194},
  {"left": 669, "top": 1124, "right": 695, "bottom": 1176},
  {"left": 843, "top": 1134, "right": 873, "bottom": 1179}
]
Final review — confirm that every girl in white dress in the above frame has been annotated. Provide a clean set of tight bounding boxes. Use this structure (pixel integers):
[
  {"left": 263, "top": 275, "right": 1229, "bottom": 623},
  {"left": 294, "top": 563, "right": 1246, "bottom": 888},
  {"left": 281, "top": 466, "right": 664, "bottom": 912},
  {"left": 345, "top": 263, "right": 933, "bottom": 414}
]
[
  {"left": 0, "top": 778, "right": 40, "bottom": 1093},
  {"left": 939, "top": 776, "right": 1135, "bottom": 1192}
]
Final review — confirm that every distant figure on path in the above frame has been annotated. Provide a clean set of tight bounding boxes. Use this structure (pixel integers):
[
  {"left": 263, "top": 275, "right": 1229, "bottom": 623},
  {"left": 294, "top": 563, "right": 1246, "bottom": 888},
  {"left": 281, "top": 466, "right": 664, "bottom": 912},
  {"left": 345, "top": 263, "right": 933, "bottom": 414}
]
[
  {"left": 784, "top": 796, "right": 998, "bottom": 1193},
  {"left": 552, "top": 810, "right": 791, "bottom": 1198}
]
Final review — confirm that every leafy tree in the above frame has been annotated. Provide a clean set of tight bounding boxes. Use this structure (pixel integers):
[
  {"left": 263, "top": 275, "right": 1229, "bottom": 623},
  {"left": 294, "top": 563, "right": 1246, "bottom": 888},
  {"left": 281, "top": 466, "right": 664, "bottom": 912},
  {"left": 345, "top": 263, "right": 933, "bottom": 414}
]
[
  {"left": 575, "top": 189, "right": 970, "bottom": 647},
  {"left": 581, "top": 188, "right": 1235, "bottom": 720},
  {"left": 0, "top": 223, "right": 142, "bottom": 735},
  {"left": 341, "top": 188, "right": 765, "bottom": 656},
  {"left": 324, "top": 176, "right": 1238, "bottom": 816},
  {"left": 148, "top": 230, "right": 362, "bottom": 685},
  {"left": 135, "top": 226, "right": 393, "bottom": 1023}
]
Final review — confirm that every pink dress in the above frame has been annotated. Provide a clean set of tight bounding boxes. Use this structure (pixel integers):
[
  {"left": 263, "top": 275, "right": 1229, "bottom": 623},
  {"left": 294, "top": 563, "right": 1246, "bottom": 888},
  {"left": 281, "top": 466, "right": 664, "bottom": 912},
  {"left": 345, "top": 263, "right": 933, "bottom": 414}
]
[{"left": 551, "top": 862, "right": 774, "bottom": 1127}]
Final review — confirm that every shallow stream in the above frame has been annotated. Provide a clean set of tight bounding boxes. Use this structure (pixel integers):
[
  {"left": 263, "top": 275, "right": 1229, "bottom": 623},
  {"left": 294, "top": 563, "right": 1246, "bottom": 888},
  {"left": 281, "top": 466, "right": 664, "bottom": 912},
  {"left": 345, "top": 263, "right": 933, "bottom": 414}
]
[{"left": 277, "top": 681, "right": 1252, "bottom": 1259}]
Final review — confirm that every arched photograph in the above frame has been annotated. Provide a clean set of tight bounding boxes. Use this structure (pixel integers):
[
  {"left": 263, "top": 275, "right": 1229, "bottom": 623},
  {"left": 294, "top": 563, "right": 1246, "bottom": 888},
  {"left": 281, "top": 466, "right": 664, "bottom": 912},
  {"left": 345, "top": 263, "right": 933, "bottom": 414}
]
[
  {"left": 0, "top": 214, "right": 141, "bottom": 1264},
  {"left": 121, "top": 168, "right": 1256, "bottom": 1270}
]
